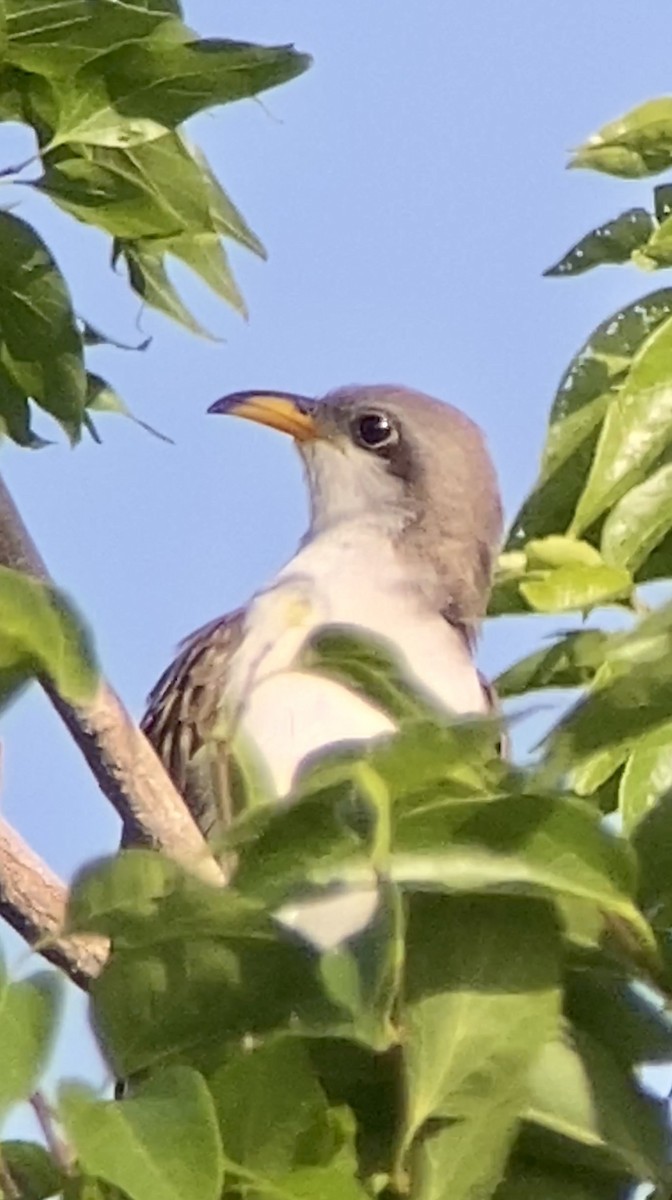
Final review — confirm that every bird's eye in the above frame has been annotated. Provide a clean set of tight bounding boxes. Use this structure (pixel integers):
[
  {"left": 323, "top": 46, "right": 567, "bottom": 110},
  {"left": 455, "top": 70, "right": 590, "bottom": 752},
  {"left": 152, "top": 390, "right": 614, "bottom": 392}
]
[{"left": 352, "top": 410, "right": 399, "bottom": 452}]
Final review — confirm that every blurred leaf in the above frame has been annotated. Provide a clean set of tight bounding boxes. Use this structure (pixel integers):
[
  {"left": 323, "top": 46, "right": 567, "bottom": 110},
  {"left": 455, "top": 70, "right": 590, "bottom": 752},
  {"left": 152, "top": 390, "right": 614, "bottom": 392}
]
[
  {"left": 495, "top": 630, "right": 609, "bottom": 698},
  {"left": 398, "top": 895, "right": 561, "bottom": 1200},
  {"left": 0, "top": 1141, "right": 66, "bottom": 1200},
  {"left": 495, "top": 1156, "right": 629, "bottom": 1200},
  {"left": 601, "top": 461, "right": 672, "bottom": 572},
  {"left": 571, "top": 316, "right": 672, "bottom": 534},
  {"left": 567, "top": 742, "right": 631, "bottom": 800},
  {"left": 208, "top": 1041, "right": 358, "bottom": 1183},
  {"left": 542, "top": 603, "right": 672, "bottom": 783},
  {"left": 633, "top": 784, "right": 672, "bottom": 924},
  {"left": 566, "top": 964, "right": 672, "bottom": 1067},
  {"left": 66, "top": 850, "right": 271, "bottom": 945},
  {"left": 0, "top": 566, "right": 97, "bottom": 709},
  {"left": 60, "top": 1067, "right": 224, "bottom": 1200},
  {"left": 318, "top": 883, "right": 403, "bottom": 1049},
  {"left": 519, "top": 564, "right": 632, "bottom": 613},
  {"left": 79, "top": 319, "right": 150, "bottom": 351},
  {"left": 618, "top": 721, "right": 672, "bottom": 834},
  {"left": 571, "top": 99, "right": 672, "bottom": 178},
  {"left": 390, "top": 788, "right": 648, "bottom": 950},
  {"left": 544, "top": 209, "right": 654, "bottom": 277},
  {"left": 0, "top": 953, "right": 62, "bottom": 1121},
  {"left": 507, "top": 290, "right": 672, "bottom": 548},
  {"left": 301, "top": 627, "right": 442, "bottom": 724},
  {"left": 0, "top": 211, "right": 86, "bottom": 441},
  {"left": 524, "top": 1031, "right": 669, "bottom": 1181},
  {"left": 78, "top": 856, "right": 342, "bottom": 1076}
]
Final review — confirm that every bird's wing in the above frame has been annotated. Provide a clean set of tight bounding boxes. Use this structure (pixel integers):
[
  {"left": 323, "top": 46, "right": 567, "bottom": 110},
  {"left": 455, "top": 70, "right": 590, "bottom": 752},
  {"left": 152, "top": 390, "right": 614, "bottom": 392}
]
[
  {"left": 137, "top": 612, "right": 503, "bottom": 848},
  {"left": 137, "top": 609, "right": 246, "bottom": 841}
]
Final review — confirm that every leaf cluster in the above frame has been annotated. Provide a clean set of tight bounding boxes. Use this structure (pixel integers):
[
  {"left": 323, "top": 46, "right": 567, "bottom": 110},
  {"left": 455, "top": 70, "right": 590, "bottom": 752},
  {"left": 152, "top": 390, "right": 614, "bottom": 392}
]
[{"left": 0, "top": 0, "right": 309, "bottom": 447}]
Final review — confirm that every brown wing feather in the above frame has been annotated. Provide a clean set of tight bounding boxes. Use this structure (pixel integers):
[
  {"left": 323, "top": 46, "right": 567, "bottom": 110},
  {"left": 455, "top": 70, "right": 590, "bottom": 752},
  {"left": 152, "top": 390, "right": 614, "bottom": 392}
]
[{"left": 136, "top": 610, "right": 246, "bottom": 841}]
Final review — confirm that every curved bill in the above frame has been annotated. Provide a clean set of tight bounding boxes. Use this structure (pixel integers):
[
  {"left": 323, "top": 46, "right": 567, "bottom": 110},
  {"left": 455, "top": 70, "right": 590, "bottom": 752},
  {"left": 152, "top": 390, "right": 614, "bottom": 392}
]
[{"left": 208, "top": 390, "right": 318, "bottom": 442}]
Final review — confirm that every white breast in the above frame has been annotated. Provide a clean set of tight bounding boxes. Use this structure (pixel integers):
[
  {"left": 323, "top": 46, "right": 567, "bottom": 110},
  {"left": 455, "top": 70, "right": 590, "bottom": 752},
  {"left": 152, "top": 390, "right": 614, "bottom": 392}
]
[{"left": 224, "top": 527, "right": 487, "bottom": 947}]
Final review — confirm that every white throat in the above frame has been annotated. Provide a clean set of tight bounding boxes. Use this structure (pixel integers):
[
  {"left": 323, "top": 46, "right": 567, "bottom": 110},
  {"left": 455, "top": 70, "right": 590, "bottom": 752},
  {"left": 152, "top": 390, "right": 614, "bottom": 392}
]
[{"left": 301, "top": 438, "right": 413, "bottom": 537}]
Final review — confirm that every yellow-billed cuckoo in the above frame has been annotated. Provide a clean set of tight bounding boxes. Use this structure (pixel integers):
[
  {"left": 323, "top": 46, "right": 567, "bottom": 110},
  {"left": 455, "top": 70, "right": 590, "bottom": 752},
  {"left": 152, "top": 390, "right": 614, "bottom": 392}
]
[{"left": 139, "top": 385, "right": 503, "bottom": 947}]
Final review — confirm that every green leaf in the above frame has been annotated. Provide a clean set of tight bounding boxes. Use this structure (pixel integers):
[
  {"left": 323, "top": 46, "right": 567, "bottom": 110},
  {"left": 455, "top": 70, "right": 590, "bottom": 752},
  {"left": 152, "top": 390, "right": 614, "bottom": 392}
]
[
  {"left": 544, "top": 209, "right": 654, "bottom": 277},
  {"left": 59, "top": 1067, "right": 224, "bottom": 1200},
  {"left": 542, "top": 603, "right": 672, "bottom": 783},
  {"left": 507, "top": 290, "right": 672, "bottom": 548},
  {"left": 566, "top": 742, "right": 631, "bottom": 800},
  {"left": 318, "top": 882, "right": 403, "bottom": 1049},
  {"left": 66, "top": 850, "right": 270, "bottom": 946},
  {"left": 0, "top": 211, "right": 86, "bottom": 441},
  {"left": 119, "top": 239, "right": 218, "bottom": 337},
  {"left": 524, "top": 1031, "right": 669, "bottom": 1181},
  {"left": 0, "top": 1141, "right": 66, "bottom": 1200},
  {"left": 495, "top": 1155, "right": 631, "bottom": 1199},
  {"left": 633, "top": 785, "right": 672, "bottom": 924},
  {"left": 601, "top": 461, "right": 672, "bottom": 572},
  {"left": 398, "top": 895, "right": 561, "bottom": 1200},
  {"left": 150, "top": 231, "right": 245, "bottom": 314},
  {"left": 39, "top": 133, "right": 260, "bottom": 250},
  {"left": 301, "top": 627, "right": 442, "bottom": 724},
  {"left": 495, "top": 630, "right": 609, "bottom": 698},
  {"left": 566, "top": 963, "right": 672, "bottom": 1067},
  {"left": 85, "top": 371, "right": 172, "bottom": 443},
  {"left": 49, "top": 38, "right": 310, "bottom": 147},
  {"left": 6, "top": 0, "right": 179, "bottom": 77},
  {"left": 390, "top": 788, "right": 647, "bottom": 947},
  {"left": 75, "top": 855, "right": 341, "bottom": 1076},
  {"left": 208, "top": 1040, "right": 339, "bottom": 1175},
  {"left": 0, "top": 954, "right": 62, "bottom": 1121},
  {"left": 0, "top": 566, "right": 97, "bottom": 709},
  {"left": 570, "top": 98, "right": 672, "bottom": 178},
  {"left": 571, "top": 315, "right": 672, "bottom": 534},
  {"left": 519, "top": 564, "right": 632, "bottom": 613},
  {"left": 618, "top": 721, "right": 672, "bottom": 833}
]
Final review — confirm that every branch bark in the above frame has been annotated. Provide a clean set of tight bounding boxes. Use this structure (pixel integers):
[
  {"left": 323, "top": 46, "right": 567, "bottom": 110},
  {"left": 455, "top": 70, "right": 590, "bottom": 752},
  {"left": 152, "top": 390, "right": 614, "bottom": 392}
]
[
  {"left": 0, "top": 473, "right": 224, "bottom": 985},
  {"left": 0, "top": 820, "right": 107, "bottom": 988}
]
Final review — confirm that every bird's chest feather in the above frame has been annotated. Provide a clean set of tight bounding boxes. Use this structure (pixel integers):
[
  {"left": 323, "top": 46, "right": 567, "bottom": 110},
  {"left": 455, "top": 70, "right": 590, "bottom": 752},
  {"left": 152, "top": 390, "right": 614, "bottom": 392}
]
[{"left": 224, "top": 538, "right": 486, "bottom": 798}]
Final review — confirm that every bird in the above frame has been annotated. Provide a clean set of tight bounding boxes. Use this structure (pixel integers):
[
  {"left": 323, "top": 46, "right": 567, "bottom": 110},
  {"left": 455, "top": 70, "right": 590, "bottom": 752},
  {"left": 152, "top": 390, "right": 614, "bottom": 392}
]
[{"left": 138, "top": 385, "right": 503, "bottom": 948}]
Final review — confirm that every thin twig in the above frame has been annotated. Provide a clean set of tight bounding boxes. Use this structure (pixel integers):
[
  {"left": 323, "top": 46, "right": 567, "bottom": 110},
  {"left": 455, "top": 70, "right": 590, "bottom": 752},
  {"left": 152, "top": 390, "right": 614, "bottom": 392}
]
[
  {"left": 0, "top": 1151, "right": 20, "bottom": 1200},
  {"left": 30, "top": 1093, "right": 75, "bottom": 1174},
  {"left": 0, "top": 820, "right": 107, "bottom": 988},
  {"left": 0, "top": 473, "right": 223, "bottom": 885}
]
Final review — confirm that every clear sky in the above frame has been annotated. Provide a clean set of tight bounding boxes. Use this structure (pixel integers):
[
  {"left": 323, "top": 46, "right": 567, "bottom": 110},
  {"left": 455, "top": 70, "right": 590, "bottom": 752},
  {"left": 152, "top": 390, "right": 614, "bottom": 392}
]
[{"left": 2, "top": 0, "right": 670, "bottom": 1132}]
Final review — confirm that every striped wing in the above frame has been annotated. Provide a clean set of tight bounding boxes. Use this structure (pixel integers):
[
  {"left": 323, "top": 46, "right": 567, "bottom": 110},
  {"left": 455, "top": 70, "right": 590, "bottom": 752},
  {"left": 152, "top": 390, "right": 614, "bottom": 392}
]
[{"left": 135, "top": 610, "right": 246, "bottom": 843}]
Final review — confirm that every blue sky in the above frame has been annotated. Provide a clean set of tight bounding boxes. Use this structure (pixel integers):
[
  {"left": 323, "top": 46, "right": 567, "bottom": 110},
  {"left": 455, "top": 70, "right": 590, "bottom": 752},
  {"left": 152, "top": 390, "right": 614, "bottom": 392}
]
[{"left": 2, "top": 0, "right": 671, "bottom": 1132}]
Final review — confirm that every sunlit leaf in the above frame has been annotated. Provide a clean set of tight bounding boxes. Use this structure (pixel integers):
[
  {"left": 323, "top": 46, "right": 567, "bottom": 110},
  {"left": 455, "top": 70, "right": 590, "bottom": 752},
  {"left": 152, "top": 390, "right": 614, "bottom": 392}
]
[
  {"left": 507, "top": 290, "right": 672, "bottom": 547},
  {"left": 601, "top": 461, "right": 672, "bottom": 572},
  {"left": 571, "top": 316, "right": 672, "bottom": 534},
  {"left": 619, "top": 721, "right": 672, "bottom": 834},
  {"left": 520, "top": 564, "right": 632, "bottom": 613},
  {"left": 571, "top": 99, "right": 672, "bottom": 178},
  {"left": 59, "top": 1067, "right": 224, "bottom": 1200}
]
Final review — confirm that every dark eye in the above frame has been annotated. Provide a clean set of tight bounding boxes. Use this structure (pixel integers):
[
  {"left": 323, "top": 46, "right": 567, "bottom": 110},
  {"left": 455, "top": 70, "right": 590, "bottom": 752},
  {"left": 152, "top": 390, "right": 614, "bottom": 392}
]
[{"left": 352, "top": 410, "right": 399, "bottom": 452}]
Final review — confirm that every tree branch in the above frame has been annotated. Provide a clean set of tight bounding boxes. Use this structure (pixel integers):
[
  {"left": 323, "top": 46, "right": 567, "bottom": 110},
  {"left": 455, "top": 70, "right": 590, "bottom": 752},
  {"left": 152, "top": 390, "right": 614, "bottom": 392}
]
[
  {"left": 0, "top": 473, "right": 224, "bottom": 969},
  {"left": 0, "top": 819, "right": 107, "bottom": 989}
]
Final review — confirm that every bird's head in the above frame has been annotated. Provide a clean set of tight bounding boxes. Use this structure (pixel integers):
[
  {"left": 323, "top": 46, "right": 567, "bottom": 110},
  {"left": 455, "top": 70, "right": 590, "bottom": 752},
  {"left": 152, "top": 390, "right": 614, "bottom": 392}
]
[{"left": 209, "top": 385, "right": 502, "bottom": 632}]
